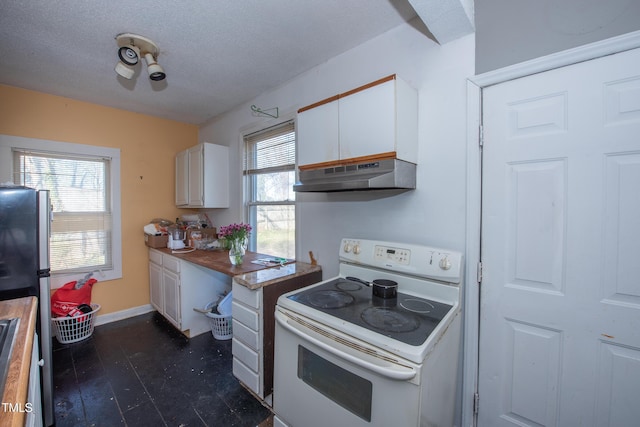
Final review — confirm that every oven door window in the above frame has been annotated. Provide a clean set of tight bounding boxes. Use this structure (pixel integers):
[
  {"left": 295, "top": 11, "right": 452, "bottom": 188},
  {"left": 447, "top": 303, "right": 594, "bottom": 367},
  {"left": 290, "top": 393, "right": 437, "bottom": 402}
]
[{"left": 298, "top": 345, "right": 372, "bottom": 422}]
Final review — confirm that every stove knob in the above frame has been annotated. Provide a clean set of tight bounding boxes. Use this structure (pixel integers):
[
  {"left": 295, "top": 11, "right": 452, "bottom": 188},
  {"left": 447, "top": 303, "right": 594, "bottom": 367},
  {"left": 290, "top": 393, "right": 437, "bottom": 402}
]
[
  {"left": 439, "top": 256, "right": 452, "bottom": 270},
  {"left": 343, "top": 242, "right": 352, "bottom": 253},
  {"left": 353, "top": 244, "right": 361, "bottom": 255}
]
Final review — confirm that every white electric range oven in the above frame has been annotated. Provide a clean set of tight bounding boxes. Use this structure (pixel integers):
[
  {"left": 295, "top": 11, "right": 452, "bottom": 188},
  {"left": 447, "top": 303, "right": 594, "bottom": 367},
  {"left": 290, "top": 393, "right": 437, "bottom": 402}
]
[{"left": 273, "top": 238, "right": 463, "bottom": 427}]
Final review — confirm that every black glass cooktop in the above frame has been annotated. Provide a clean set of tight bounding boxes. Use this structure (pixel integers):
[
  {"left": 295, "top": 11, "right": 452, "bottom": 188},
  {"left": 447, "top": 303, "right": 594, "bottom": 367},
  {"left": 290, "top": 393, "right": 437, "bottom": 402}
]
[{"left": 287, "top": 278, "right": 453, "bottom": 346}]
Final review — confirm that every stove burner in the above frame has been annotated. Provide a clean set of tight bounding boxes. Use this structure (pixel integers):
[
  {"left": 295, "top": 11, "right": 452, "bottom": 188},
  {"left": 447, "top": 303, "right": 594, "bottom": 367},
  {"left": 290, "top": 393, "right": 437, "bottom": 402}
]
[
  {"left": 308, "top": 290, "right": 355, "bottom": 309},
  {"left": 336, "top": 280, "right": 362, "bottom": 292},
  {"left": 400, "top": 299, "right": 435, "bottom": 314},
  {"left": 361, "top": 307, "right": 420, "bottom": 333}
]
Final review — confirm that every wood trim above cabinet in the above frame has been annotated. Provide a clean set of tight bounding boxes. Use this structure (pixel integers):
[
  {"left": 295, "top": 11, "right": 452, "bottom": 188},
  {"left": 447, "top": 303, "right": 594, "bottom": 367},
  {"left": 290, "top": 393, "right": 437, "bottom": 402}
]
[
  {"left": 340, "top": 74, "right": 396, "bottom": 98},
  {"left": 297, "top": 94, "right": 339, "bottom": 114},
  {"left": 298, "top": 151, "right": 397, "bottom": 171},
  {"left": 297, "top": 74, "right": 396, "bottom": 113}
]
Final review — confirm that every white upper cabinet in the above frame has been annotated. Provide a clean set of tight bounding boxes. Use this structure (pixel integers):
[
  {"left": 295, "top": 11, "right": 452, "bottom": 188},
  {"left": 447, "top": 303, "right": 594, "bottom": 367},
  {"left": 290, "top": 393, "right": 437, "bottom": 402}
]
[
  {"left": 297, "top": 75, "right": 418, "bottom": 168},
  {"left": 176, "top": 142, "right": 229, "bottom": 208},
  {"left": 339, "top": 79, "right": 396, "bottom": 159},
  {"left": 187, "top": 144, "right": 205, "bottom": 206},
  {"left": 175, "top": 149, "right": 188, "bottom": 206},
  {"left": 297, "top": 100, "right": 339, "bottom": 166}
]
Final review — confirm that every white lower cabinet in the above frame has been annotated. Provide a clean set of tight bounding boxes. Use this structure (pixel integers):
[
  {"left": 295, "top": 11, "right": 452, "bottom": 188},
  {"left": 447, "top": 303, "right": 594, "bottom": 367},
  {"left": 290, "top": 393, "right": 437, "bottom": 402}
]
[
  {"left": 149, "top": 255, "right": 163, "bottom": 312},
  {"left": 231, "top": 268, "right": 322, "bottom": 404},
  {"left": 149, "top": 249, "right": 230, "bottom": 337},
  {"left": 162, "top": 268, "right": 181, "bottom": 328},
  {"left": 231, "top": 281, "right": 264, "bottom": 397},
  {"left": 26, "top": 332, "right": 43, "bottom": 427}
]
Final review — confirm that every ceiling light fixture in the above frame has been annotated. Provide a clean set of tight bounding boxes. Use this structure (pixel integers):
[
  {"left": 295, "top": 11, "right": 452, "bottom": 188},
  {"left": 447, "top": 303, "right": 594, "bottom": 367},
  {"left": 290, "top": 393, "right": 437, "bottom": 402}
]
[
  {"left": 118, "top": 44, "right": 140, "bottom": 66},
  {"left": 114, "top": 33, "right": 166, "bottom": 81},
  {"left": 143, "top": 52, "right": 166, "bottom": 81}
]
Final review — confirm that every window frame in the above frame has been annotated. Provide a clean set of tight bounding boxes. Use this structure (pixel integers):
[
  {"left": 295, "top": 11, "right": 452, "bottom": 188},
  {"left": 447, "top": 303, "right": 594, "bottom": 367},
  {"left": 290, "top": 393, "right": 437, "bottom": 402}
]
[
  {"left": 242, "top": 119, "right": 296, "bottom": 257},
  {"left": 0, "top": 134, "right": 122, "bottom": 288}
]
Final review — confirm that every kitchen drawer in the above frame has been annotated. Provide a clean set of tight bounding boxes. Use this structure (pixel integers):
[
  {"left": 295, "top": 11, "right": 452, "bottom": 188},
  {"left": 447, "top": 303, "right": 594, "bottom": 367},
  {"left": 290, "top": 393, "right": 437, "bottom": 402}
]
[
  {"left": 232, "top": 337, "right": 260, "bottom": 372},
  {"left": 232, "top": 301, "right": 260, "bottom": 330},
  {"left": 162, "top": 254, "right": 180, "bottom": 273},
  {"left": 233, "top": 357, "right": 260, "bottom": 395},
  {"left": 233, "top": 319, "right": 260, "bottom": 350},
  {"left": 232, "top": 282, "right": 261, "bottom": 309},
  {"left": 149, "top": 249, "right": 163, "bottom": 265}
]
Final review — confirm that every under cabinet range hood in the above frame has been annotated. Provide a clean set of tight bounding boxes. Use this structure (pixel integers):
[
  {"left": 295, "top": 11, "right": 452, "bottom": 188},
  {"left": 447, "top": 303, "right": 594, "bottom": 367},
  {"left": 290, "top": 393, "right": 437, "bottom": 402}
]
[{"left": 293, "top": 158, "right": 416, "bottom": 192}]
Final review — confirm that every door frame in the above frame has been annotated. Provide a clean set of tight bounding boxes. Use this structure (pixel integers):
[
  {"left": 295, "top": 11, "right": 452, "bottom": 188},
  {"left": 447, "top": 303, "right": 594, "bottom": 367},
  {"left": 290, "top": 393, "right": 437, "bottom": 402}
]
[{"left": 461, "top": 29, "right": 640, "bottom": 427}]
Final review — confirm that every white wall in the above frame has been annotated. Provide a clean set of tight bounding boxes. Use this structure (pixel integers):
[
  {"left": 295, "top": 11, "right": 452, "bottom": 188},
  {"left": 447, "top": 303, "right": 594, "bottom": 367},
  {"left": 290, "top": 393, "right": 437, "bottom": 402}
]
[
  {"left": 475, "top": 0, "right": 640, "bottom": 73},
  {"left": 199, "top": 20, "right": 475, "bottom": 278}
]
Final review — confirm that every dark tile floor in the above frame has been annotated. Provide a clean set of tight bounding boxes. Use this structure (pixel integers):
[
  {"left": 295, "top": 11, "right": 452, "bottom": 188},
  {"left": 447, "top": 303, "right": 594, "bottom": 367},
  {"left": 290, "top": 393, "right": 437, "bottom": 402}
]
[{"left": 52, "top": 311, "right": 272, "bottom": 426}]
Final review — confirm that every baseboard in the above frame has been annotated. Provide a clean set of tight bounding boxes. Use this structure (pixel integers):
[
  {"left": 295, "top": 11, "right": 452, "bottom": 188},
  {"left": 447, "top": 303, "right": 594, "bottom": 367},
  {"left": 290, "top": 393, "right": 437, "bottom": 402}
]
[{"left": 93, "top": 304, "right": 155, "bottom": 326}]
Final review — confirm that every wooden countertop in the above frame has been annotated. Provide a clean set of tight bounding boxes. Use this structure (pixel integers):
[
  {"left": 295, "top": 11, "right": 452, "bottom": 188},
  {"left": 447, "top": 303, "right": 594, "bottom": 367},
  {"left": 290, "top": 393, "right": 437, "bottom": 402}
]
[
  {"left": 151, "top": 247, "right": 321, "bottom": 289},
  {"left": 0, "top": 296, "right": 37, "bottom": 427},
  {"left": 234, "top": 262, "right": 322, "bottom": 290}
]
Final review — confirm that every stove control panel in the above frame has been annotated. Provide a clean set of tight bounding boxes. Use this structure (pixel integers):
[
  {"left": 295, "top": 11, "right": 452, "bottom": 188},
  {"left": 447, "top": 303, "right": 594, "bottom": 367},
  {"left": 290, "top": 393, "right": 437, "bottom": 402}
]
[
  {"left": 374, "top": 245, "right": 411, "bottom": 265},
  {"left": 339, "top": 238, "right": 463, "bottom": 283}
]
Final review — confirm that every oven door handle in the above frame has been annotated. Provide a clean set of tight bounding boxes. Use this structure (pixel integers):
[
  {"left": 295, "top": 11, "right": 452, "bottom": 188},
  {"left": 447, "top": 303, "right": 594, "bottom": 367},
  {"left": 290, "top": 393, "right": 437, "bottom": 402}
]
[{"left": 276, "top": 311, "right": 417, "bottom": 381}]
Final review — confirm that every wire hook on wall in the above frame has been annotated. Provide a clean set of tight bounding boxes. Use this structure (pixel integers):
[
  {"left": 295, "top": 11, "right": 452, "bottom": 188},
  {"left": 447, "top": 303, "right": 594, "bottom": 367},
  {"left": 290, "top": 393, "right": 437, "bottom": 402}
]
[{"left": 251, "top": 104, "right": 279, "bottom": 119}]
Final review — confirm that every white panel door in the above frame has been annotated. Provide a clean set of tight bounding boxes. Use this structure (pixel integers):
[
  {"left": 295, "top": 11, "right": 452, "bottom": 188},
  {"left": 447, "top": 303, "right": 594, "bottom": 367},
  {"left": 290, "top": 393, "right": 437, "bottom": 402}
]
[{"left": 479, "top": 48, "right": 640, "bottom": 426}]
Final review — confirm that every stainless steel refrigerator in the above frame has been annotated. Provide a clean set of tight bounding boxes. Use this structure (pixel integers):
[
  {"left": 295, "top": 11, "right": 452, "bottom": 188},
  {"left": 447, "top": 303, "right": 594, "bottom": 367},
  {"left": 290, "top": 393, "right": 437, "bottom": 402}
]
[{"left": 0, "top": 185, "right": 54, "bottom": 426}]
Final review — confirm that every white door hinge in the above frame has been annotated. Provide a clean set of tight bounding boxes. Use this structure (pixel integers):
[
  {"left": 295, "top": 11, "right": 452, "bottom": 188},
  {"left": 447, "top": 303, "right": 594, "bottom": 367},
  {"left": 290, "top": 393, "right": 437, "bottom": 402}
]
[
  {"left": 473, "top": 392, "right": 479, "bottom": 414},
  {"left": 477, "top": 261, "right": 483, "bottom": 284},
  {"left": 479, "top": 125, "right": 484, "bottom": 147}
]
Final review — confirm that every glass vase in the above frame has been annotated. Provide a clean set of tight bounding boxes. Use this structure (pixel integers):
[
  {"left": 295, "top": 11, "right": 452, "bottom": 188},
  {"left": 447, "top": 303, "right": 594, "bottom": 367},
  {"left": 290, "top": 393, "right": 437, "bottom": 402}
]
[{"left": 228, "top": 238, "right": 247, "bottom": 266}]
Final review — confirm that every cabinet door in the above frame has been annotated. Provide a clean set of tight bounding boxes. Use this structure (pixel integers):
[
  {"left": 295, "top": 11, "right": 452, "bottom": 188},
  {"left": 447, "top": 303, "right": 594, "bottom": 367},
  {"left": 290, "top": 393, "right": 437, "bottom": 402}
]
[
  {"left": 175, "top": 149, "right": 188, "bottom": 206},
  {"left": 201, "top": 143, "right": 230, "bottom": 208},
  {"left": 339, "top": 79, "right": 396, "bottom": 159},
  {"left": 187, "top": 145, "right": 204, "bottom": 207},
  {"left": 26, "top": 332, "right": 43, "bottom": 427},
  {"left": 297, "top": 100, "right": 339, "bottom": 167},
  {"left": 163, "top": 269, "right": 181, "bottom": 329},
  {"left": 149, "top": 261, "right": 163, "bottom": 312}
]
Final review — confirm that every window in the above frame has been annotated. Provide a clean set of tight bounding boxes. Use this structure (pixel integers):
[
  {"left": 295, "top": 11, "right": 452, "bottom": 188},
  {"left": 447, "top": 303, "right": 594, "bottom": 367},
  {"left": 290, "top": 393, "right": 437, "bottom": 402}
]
[
  {"left": 0, "top": 134, "right": 122, "bottom": 288},
  {"left": 14, "top": 150, "right": 112, "bottom": 274},
  {"left": 244, "top": 121, "right": 296, "bottom": 259}
]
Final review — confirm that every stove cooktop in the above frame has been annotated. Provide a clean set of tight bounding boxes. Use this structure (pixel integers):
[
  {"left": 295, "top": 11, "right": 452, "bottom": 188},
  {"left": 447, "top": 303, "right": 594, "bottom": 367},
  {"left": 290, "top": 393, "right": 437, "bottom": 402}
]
[{"left": 286, "top": 278, "right": 453, "bottom": 346}]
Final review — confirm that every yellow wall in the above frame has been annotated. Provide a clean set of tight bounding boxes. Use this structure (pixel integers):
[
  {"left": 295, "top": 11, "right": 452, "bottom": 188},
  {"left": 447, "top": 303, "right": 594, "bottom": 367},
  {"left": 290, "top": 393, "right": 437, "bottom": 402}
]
[{"left": 0, "top": 84, "right": 198, "bottom": 315}]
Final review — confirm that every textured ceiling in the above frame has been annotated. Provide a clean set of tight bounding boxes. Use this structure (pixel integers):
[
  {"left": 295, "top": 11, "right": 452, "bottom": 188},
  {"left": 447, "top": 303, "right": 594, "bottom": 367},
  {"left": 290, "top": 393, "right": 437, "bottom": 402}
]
[{"left": 0, "top": 0, "right": 418, "bottom": 125}]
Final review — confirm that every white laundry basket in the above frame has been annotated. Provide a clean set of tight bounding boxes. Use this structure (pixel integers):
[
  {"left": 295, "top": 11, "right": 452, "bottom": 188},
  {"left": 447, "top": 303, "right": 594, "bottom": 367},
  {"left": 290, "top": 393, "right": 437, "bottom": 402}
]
[
  {"left": 52, "top": 304, "right": 101, "bottom": 344},
  {"left": 204, "top": 294, "right": 232, "bottom": 340}
]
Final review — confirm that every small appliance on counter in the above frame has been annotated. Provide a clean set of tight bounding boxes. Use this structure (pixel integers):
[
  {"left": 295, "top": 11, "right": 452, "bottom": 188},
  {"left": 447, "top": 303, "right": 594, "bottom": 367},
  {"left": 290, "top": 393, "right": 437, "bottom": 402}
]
[{"left": 167, "top": 225, "right": 186, "bottom": 250}]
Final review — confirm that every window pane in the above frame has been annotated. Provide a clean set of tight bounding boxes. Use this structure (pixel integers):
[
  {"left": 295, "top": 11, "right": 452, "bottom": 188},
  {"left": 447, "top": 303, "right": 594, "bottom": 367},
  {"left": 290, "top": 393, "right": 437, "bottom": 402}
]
[
  {"left": 17, "top": 153, "right": 107, "bottom": 213},
  {"left": 244, "top": 122, "right": 295, "bottom": 172},
  {"left": 51, "top": 230, "right": 110, "bottom": 271},
  {"left": 256, "top": 171, "right": 295, "bottom": 202},
  {"left": 14, "top": 150, "right": 112, "bottom": 274},
  {"left": 253, "top": 205, "right": 295, "bottom": 259},
  {"left": 244, "top": 121, "right": 296, "bottom": 259}
]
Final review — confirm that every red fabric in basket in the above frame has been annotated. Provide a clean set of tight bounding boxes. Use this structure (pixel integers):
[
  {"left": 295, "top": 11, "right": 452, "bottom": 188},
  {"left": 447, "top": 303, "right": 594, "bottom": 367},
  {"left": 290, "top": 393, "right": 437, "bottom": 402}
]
[{"left": 51, "top": 278, "right": 97, "bottom": 317}]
